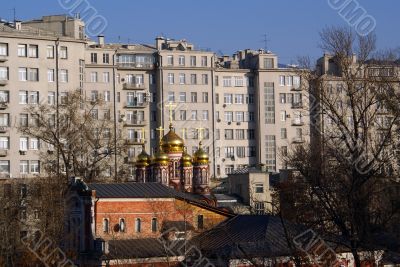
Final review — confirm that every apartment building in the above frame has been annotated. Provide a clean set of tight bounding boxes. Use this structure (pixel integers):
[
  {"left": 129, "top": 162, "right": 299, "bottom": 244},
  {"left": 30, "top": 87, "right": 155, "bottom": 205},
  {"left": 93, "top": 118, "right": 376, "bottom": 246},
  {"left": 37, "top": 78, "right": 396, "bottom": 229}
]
[{"left": 0, "top": 14, "right": 309, "bottom": 181}]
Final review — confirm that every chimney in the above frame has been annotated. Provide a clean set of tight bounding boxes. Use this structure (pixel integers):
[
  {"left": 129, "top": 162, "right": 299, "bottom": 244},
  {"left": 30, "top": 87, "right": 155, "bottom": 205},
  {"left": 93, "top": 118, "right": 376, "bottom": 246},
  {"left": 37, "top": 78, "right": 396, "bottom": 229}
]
[
  {"left": 15, "top": 20, "right": 22, "bottom": 30},
  {"left": 155, "top": 36, "right": 165, "bottom": 50},
  {"left": 98, "top": 35, "right": 105, "bottom": 46}
]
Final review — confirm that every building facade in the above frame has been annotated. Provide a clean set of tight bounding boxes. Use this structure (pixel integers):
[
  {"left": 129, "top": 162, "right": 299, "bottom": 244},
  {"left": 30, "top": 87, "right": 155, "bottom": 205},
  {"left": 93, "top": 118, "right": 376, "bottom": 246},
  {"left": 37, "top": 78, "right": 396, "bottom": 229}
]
[{"left": 0, "top": 14, "right": 309, "bottom": 182}]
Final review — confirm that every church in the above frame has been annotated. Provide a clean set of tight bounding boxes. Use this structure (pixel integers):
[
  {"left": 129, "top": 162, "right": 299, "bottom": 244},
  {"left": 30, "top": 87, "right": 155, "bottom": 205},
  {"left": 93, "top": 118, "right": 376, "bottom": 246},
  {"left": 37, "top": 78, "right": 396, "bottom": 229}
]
[{"left": 135, "top": 123, "right": 210, "bottom": 194}]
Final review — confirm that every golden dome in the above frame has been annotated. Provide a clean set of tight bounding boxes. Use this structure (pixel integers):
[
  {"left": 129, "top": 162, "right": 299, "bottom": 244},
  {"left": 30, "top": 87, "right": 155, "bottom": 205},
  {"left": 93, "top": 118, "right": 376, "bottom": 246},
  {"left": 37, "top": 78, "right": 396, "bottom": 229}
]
[
  {"left": 161, "top": 124, "right": 184, "bottom": 153},
  {"left": 181, "top": 148, "right": 192, "bottom": 167},
  {"left": 193, "top": 142, "right": 209, "bottom": 165},
  {"left": 154, "top": 143, "right": 169, "bottom": 165},
  {"left": 136, "top": 146, "right": 151, "bottom": 167}
]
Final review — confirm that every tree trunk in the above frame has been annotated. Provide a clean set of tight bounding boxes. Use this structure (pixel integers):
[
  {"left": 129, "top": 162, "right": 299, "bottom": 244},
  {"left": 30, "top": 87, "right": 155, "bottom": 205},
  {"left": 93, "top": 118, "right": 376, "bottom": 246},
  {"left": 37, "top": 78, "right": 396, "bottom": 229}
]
[{"left": 352, "top": 248, "right": 362, "bottom": 267}]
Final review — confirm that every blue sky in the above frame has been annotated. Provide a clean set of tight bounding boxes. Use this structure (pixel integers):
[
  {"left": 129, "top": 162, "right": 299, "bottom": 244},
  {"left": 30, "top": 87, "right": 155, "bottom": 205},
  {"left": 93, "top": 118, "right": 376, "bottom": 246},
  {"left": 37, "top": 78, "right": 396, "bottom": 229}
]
[{"left": 2, "top": 0, "right": 399, "bottom": 64}]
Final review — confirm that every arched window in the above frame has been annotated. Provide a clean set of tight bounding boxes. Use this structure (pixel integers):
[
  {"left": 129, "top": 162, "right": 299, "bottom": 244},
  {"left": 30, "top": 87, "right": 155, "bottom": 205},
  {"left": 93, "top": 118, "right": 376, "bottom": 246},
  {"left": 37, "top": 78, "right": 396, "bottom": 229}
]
[
  {"left": 197, "top": 214, "right": 204, "bottom": 230},
  {"left": 103, "top": 218, "right": 109, "bottom": 233},
  {"left": 151, "top": 218, "right": 157, "bottom": 233},
  {"left": 135, "top": 218, "right": 141, "bottom": 233},
  {"left": 119, "top": 218, "right": 126, "bottom": 232}
]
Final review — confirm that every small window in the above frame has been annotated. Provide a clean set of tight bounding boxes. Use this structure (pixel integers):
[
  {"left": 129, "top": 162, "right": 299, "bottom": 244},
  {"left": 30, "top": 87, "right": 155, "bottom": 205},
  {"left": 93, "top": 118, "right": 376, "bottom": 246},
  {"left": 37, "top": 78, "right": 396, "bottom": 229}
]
[
  {"left": 103, "top": 218, "right": 109, "bottom": 233},
  {"left": 119, "top": 218, "right": 126, "bottom": 232},
  {"left": 151, "top": 218, "right": 157, "bottom": 233},
  {"left": 197, "top": 215, "right": 204, "bottom": 229},
  {"left": 135, "top": 218, "right": 141, "bottom": 233},
  {"left": 255, "top": 183, "right": 264, "bottom": 193}
]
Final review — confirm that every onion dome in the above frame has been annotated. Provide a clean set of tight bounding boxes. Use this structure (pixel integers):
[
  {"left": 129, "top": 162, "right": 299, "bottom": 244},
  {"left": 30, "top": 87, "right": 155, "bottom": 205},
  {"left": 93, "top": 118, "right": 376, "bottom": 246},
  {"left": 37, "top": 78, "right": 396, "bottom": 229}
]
[
  {"left": 181, "top": 147, "right": 193, "bottom": 167},
  {"left": 154, "top": 142, "right": 169, "bottom": 165},
  {"left": 193, "top": 141, "right": 209, "bottom": 165},
  {"left": 161, "top": 124, "right": 184, "bottom": 153},
  {"left": 136, "top": 145, "right": 151, "bottom": 167}
]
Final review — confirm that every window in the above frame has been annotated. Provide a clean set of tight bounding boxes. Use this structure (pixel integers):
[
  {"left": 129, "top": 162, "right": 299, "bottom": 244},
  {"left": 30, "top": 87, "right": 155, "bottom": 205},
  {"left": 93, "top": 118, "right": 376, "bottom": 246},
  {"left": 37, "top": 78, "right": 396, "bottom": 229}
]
[
  {"left": 18, "top": 68, "right": 27, "bottom": 81},
  {"left": 30, "top": 160, "right": 40, "bottom": 174},
  {"left": 19, "top": 91, "right": 28, "bottom": 104},
  {"left": 279, "top": 75, "right": 285, "bottom": 86},
  {"left": 223, "top": 76, "right": 232, "bottom": 87},
  {"left": 224, "top": 93, "right": 232, "bottom": 104},
  {"left": 281, "top": 128, "right": 287, "bottom": 139},
  {"left": 225, "top": 129, "right": 233, "bottom": 140},
  {"left": 30, "top": 92, "right": 39, "bottom": 104},
  {"left": 0, "top": 137, "right": 9, "bottom": 149},
  {"left": 234, "top": 94, "right": 243, "bottom": 104},
  {"left": 202, "top": 110, "right": 209, "bottom": 121},
  {"left": 255, "top": 183, "right": 264, "bottom": 193},
  {"left": 91, "top": 90, "right": 98, "bottom": 101},
  {"left": 28, "top": 68, "right": 39, "bottom": 81},
  {"left": 104, "top": 91, "right": 111, "bottom": 102},
  {"left": 46, "top": 45, "right": 54, "bottom": 58},
  {"left": 279, "top": 93, "right": 286, "bottom": 104},
  {"left": 168, "top": 91, "right": 175, "bottom": 102},
  {"left": 20, "top": 137, "right": 28, "bottom": 151},
  {"left": 28, "top": 45, "right": 38, "bottom": 58},
  {"left": 281, "top": 146, "right": 288, "bottom": 157},
  {"left": 0, "top": 67, "right": 8, "bottom": 81},
  {"left": 135, "top": 218, "right": 141, "bottom": 233},
  {"left": 20, "top": 160, "right": 29, "bottom": 174},
  {"left": 224, "top": 146, "right": 235, "bottom": 157},
  {"left": 167, "top": 73, "right": 174, "bottom": 84},
  {"left": 178, "top": 55, "right": 185, "bottom": 66},
  {"left": 151, "top": 218, "right": 157, "bottom": 233},
  {"left": 48, "top": 92, "right": 55, "bottom": 105},
  {"left": 254, "top": 202, "right": 265, "bottom": 215},
  {"left": 103, "top": 53, "right": 109, "bottom": 64},
  {"left": 0, "top": 114, "right": 9, "bottom": 126},
  {"left": 202, "top": 74, "right": 208, "bottom": 84},
  {"left": 293, "top": 76, "right": 300, "bottom": 88},
  {"left": 236, "top": 129, "right": 245, "bottom": 140},
  {"left": 224, "top": 111, "right": 233, "bottom": 122},
  {"left": 0, "top": 91, "right": 8, "bottom": 103},
  {"left": 191, "top": 74, "right": 197, "bottom": 84},
  {"left": 90, "top": 72, "right": 98, "bottom": 83},
  {"left": 60, "top": 69, "right": 68, "bottom": 83},
  {"left": 234, "top": 76, "right": 244, "bottom": 87},
  {"left": 60, "top": 46, "right": 68, "bottom": 59},
  {"left": 179, "top": 92, "right": 186, "bottom": 102},
  {"left": 119, "top": 218, "right": 126, "bottom": 232},
  {"left": 19, "top": 114, "right": 28, "bottom": 127},
  {"left": 179, "top": 73, "right": 186, "bottom": 84},
  {"left": 91, "top": 53, "right": 98, "bottom": 64},
  {"left": 197, "top": 215, "right": 204, "bottom": 229},
  {"left": 30, "top": 138, "right": 39, "bottom": 150},
  {"left": 201, "top": 56, "right": 207, "bottom": 67},
  {"left": 103, "top": 219, "right": 109, "bottom": 233},
  {"left": 90, "top": 109, "right": 98, "bottom": 119},
  {"left": 48, "top": 69, "right": 55, "bottom": 82},
  {"left": 103, "top": 72, "right": 110, "bottom": 83},
  {"left": 191, "top": 110, "right": 197, "bottom": 120},
  {"left": 236, "top": 111, "right": 244, "bottom": 122},
  {"left": 202, "top": 92, "right": 208, "bottom": 103},
  {"left": 18, "top": 44, "right": 27, "bottom": 57},
  {"left": 237, "top": 147, "right": 245, "bottom": 158},
  {"left": 0, "top": 160, "right": 9, "bottom": 173},
  {"left": 190, "top": 56, "right": 196, "bottom": 66},
  {"left": 263, "top": 58, "right": 274, "bottom": 68},
  {"left": 191, "top": 92, "right": 197, "bottom": 103},
  {"left": 0, "top": 43, "right": 8, "bottom": 56},
  {"left": 280, "top": 111, "right": 286, "bottom": 122},
  {"left": 296, "top": 128, "right": 303, "bottom": 139},
  {"left": 167, "top": 55, "right": 173, "bottom": 66},
  {"left": 286, "top": 76, "right": 293, "bottom": 86},
  {"left": 179, "top": 110, "right": 186, "bottom": 120}
]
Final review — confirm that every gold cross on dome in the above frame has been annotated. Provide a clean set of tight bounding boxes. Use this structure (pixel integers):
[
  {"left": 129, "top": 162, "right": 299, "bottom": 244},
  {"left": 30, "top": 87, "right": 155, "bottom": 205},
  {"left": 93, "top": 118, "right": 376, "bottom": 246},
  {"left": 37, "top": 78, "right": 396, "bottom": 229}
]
[
  {"left": 156, "top": 126, "right": 164, "bottom": 142},
  {"left": 165, "top": 102, "right": 177, "bottom": 124}
]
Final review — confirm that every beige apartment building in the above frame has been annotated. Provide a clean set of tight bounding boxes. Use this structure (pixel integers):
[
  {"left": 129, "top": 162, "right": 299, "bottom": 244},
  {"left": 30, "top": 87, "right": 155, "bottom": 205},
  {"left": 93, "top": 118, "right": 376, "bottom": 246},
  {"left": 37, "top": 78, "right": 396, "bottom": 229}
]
[{"left": 0, "top": 14, "right": 309, "bottom": 181}]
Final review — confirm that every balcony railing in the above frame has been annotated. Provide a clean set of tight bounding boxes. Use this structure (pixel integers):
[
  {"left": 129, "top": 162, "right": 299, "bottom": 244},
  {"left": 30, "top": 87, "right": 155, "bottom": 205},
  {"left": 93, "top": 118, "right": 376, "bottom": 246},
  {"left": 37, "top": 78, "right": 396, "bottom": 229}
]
[
  {"left": 125, "top": 138, "right": 144, "bottom": 145},
  {"left": 124, "top": 101, "right": 147, "bottom": 108},
  {"left": 0, "top": 126, "right": 8, "bottom": 133},
  {"left": 0, "top": 150, "right": 7, "bottom": 157},
  {"left": 124, "top": 120, "right": 147, "bottom": 127},
  {"left": 291, "top": 102, "right": 303, "bottom": 109},
  {"left": 0, "top": 56, "right": 8, "bottom": 62},
  {"left": 0, "top": 102, "right": 8, "bottom": 109},
  {"left": 291, "top": 85, "right": 301, "bottom": 91},
  {"left": 291, "top": 119, "right": 304, "bottom": 126},
  {"left": 122, "top": 83, "right": 146, "bottom": 90},
  {"left": 0, "top": 80, "right": 8, "bottom": 86},
  {"left": 117, "top": 63, "right": 154, "bottom": 69},
  {"left": 292, "top": 137, "right": 305, "bottom": 143}
]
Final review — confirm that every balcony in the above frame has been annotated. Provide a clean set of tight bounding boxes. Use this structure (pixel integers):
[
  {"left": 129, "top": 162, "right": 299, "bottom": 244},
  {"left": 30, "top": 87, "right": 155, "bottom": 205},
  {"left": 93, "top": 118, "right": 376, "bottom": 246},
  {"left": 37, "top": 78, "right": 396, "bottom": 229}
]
[
  {"left": 0, "top": 102, "right": 8, "bottom": 110},
  {"left": 291, "top": 119, "right": 304, "bottom": 126},
  {"left": 0, "top": 56, "right": 8, "bottom": 62},
  {"left": 291, "top": 102, "right": 303, "bottom": 109},
  {"left": 0, "top": 80, "right": 8, "bottom": 86},
  {"left": 124, "top": 101, "right": 148, "bottom": 108},
  {"left": 291, "top": 85, "right": 301, "bottom": 91},
  {"left": 124, "top": 120, "right": 147, "bottom": 127},
  {"left": 117, "top": 63, "right": 154, "bottom": 70},
  {"left": 0, "top": 150, "right": 7, "bottom": 157},
  {"left": 125, "top": 138, "right": 144, "bottom": 145},
  {"left": 292, "top": 137, "right": 305, "bottom": 144},
  {"left": 123, "top": 83, "right": 146, "bottom": 90},
  {"left": 0, "top": 126, "right": 8, "bottom": 133}
]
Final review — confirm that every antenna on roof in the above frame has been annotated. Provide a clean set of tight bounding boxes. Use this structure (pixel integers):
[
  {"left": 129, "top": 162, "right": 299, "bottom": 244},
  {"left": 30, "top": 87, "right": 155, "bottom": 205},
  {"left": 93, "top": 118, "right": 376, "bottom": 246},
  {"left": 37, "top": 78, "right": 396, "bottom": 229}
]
[
  {"left": 12, "top": 7, "right": 16, "bottom": 24},
  {"left": 261, "top": 33, "right": 271, "bottom": 51}
]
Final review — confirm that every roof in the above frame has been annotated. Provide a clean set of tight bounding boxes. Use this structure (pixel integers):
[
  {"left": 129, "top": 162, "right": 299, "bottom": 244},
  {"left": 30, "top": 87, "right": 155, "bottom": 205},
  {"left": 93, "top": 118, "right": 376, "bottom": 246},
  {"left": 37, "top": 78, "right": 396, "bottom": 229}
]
[
  {"left": 192, "top": 215, "right": 305, "bottom": 259},
  {"left": 107, "top": 238, "right": 185, "bottom": 260},
  {"left": 162, "top": 221, "right": 195, "bottom": 231}
]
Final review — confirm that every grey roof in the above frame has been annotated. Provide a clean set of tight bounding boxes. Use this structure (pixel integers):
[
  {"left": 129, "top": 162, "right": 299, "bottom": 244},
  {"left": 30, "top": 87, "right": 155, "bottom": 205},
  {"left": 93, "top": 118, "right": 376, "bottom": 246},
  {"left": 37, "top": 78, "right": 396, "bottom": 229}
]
[{"left": 192, "top": 215, "right": 305, "bottom": 259}]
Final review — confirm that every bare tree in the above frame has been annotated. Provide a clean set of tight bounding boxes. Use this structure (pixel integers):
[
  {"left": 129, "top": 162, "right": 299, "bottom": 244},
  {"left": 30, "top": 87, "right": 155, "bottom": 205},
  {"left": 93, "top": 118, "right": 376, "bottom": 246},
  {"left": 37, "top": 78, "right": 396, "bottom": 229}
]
[
  {"left": 280, "top": 26, "right": 400, "bottom": 267},
  {"left": 18, "top": 90, "right": 128, "bottom": 183}
]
